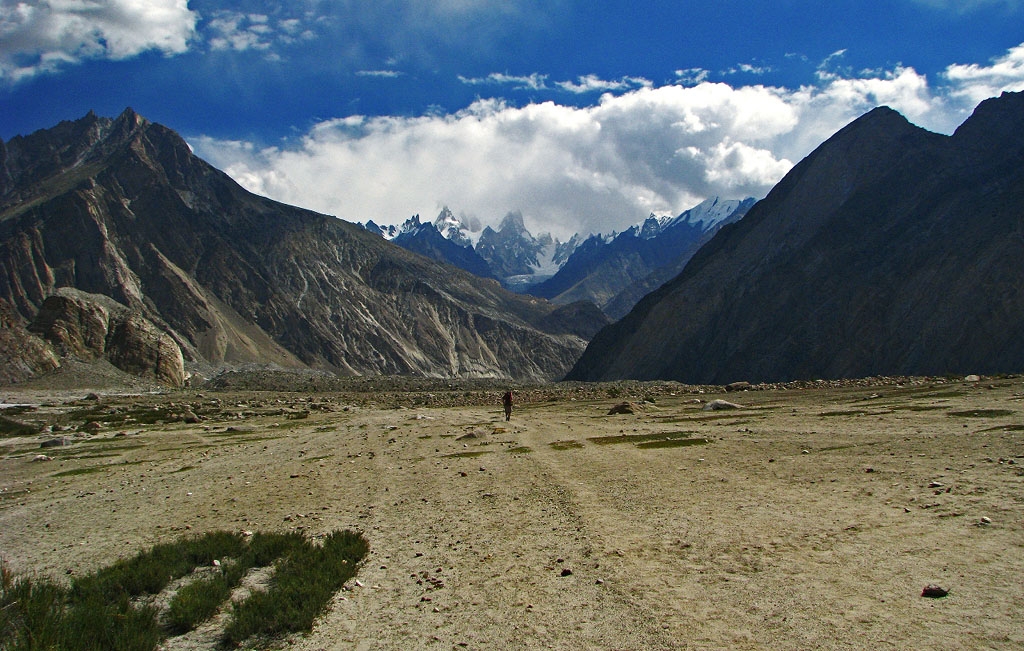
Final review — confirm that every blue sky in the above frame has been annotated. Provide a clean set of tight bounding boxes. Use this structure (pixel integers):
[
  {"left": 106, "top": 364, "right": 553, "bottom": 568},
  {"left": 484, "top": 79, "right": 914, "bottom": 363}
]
[{"left": 3, "top": 1, "right": 1024, "bottom": 238}]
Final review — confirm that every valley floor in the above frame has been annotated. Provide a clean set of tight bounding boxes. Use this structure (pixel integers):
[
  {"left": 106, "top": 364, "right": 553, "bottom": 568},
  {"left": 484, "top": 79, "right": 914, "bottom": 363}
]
[{"left": 2, "top": 377, "right": 1023, "bottom": 649}]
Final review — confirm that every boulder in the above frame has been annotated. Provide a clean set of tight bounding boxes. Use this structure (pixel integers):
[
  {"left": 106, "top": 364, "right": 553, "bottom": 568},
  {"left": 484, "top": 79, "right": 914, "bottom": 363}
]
[
  {"left": 703, "top": 399, "right": 743, "bottom": 411},
  {"left": 607, "top": 402, "right": 640, "bottom": 415}
]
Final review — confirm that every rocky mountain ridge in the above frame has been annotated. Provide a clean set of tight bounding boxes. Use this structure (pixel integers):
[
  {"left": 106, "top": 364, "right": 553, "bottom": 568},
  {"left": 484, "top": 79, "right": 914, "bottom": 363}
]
[
  {"left": 534, "top": 197, "right": 755, "bottom": 319},
  {"left": 364, "top": 196, "right": 753, "bottom": 317},
  {"left": 0, "top": 109, "right": 596, "bottom": 386},
  {"left": 568, "top": 91, "right": 1024, "bottom": 383}
]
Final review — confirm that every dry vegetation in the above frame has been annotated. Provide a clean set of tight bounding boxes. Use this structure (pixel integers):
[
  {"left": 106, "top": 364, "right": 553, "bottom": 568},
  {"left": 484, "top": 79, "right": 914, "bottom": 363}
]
[{"left": 2, "top": 374, "right": 1023, "bottom": 649}]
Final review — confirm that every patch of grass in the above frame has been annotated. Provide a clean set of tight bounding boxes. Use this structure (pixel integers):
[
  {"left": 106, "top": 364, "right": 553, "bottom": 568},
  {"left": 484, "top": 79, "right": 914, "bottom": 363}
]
[
  {"left": 550, "top": 440, "right": 584, "bottom": 450},
  {"left": 443, "top": 450, "right": 492, "bottom": 458},
  {"left": 60, "top": 452, "right": 123, "bottom": 460},
  {"left": 52, "top": 466, "right": 108, "bottom": 477},
  {"left": 977, "top": 423, "right": 1024, "bottom": 432},
  {"left": 636, "top": 437, "right": 711, "bottom": 449},
  {"left": 948, "top": 409, "right": 1015, "bottom": 418},
  {"left": 0, "top": 415, "right": 38, "bottom": 437},
  {"left": 819, "top": 410, "right": 867, "bottom": 417},
  {"left": 165, "top": 562, "right": 246, "bottom": 634},
  {"left": 588, "top": 431, "right": 698, "bottom": 446},
  {"left": 0, "top": 406, "right": 37, "bottom": 416},
  {"left": 894, "top": 405, "right": 949, "bottom": 412},
  {"left": 223, "top": 530, "right": 368, "bottom": 646},
  {"left": 2, "top": 529, "right": 367, "bottom": 650},
  {"left": 205, "top": 428, "right": 256, "bottom": 437},
  {"left": 507, "top": 446, "right": 532, "bottom": 454},
  {"left": 921, "top": 390, "right": 966, "bottom": 399},
  {"left": 172, "top": 466, "right": 196, "bottom": 473}
]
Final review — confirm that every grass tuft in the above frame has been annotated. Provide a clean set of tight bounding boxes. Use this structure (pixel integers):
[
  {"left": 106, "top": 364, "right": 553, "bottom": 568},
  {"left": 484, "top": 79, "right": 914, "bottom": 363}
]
[
  {"left": 550, "top": 440, "right": 584, "bottom": 450},
  {"left": 947, "top": 409, "right": 1015, "bottom": 418},
  {"left": 588, "top": 431, "right": 698, "bottom": 446}
]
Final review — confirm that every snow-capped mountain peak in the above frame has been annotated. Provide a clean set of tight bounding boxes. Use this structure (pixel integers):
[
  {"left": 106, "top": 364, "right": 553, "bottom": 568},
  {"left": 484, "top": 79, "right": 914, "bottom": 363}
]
[
  {"left": 665, "top": 196, "right": 749, "bottom": 230},
  {"left": 433, "top": 206, "right": 474, "bottom": 248}
]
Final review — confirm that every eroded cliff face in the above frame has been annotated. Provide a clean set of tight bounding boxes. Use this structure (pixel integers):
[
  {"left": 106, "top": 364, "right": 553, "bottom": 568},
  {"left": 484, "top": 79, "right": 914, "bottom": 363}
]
[
  {"left": 28, "top": 289, "right": 185, "bottom": 387},
  {"left": 0, "top": 109, "right": 588, "bottom": 384},
  {"left": 569, "top": 92, "right": 1024, "bottom": 383}
]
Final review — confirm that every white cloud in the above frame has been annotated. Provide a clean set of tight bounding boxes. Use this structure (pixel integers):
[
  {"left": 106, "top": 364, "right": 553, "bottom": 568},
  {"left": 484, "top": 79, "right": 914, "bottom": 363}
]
[
  {"left": 0, "top": 0, "right": 198, "bottom": 82},
  {"left": 193, "top": 42, "right": 1024, "bottom": 240},
  {"left": 556, "top": 74, "right": 652, "bottom": 94},
  {"left": 674, "top": 67, "right": 710, "bottom": 85},
  {"left": 356, "top": 69, "right": 403, "bottom": 78},
  {"left": 459, "top": 72, "right": 549, "bottom": 90},
  {"left": 204, "top": 10, "right": 317, "bottom": 55},
  {"left": 723, "top": 63, "right": 773, "bottom": 76},
  {"left": 910, "top": 0, "right": 1021, "bottom": 12},
  {"left": 944, "top": 42, "right": 1024, "bottom": 105}
]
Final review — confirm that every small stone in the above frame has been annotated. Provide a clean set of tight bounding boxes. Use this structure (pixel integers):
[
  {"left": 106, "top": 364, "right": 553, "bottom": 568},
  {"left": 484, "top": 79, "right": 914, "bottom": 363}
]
[
  {"left": 980, "top": 516, "right": 992, "bottom": 525},
  {"left": 560, "top": 568, "right": 573, "bottom": 577},
  {"left": 921, "top": 584, "right": 948, "bottom": 598},
  {"left": 928, "top": 481, "right": 943, "bottom": 488}
]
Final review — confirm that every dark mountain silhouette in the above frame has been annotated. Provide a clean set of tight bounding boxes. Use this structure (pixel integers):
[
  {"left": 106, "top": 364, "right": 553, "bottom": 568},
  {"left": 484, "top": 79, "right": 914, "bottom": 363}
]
[
  {"left": 0, "top": 109, "right": 592, "bottom": 385},
  {"left": 567, "top": 91, "right": 1024, "bottom": 383}
]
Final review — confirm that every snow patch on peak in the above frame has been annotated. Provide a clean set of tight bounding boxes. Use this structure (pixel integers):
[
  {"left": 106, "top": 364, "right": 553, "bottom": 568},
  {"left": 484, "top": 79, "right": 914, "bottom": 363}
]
[
  {"left": 666, "top": 196, "right": 752, "bottom": 230},
  {"left": 433, "top": 207, "right": 474, "bottom": 248}
]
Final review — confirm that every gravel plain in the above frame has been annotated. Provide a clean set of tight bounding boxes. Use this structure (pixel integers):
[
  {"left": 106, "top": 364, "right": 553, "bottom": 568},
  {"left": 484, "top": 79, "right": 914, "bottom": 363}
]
[{"left": 2, "top": 375, "right": 1023, "bottom": 649}]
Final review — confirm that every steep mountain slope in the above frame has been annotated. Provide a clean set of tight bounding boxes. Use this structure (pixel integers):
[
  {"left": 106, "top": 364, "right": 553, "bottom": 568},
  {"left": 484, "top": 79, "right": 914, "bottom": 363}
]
[
  {"left": 0, "top": 109, "right": 589, "bottom": 384},
  {"left": 567, "top": 91, "right": 1024, "bottom": 383},
  {"left": 534, "top": 197, "right": 754, "bottom": 318},
  {"left": 601, "top": 198, "right": 755, "bottom": 319}
]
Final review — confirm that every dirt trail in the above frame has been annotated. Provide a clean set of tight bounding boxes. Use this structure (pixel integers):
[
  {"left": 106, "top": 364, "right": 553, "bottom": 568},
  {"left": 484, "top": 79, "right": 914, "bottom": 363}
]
[{"left": 1, "top": 379, "right": 1023, "bottom": 649}]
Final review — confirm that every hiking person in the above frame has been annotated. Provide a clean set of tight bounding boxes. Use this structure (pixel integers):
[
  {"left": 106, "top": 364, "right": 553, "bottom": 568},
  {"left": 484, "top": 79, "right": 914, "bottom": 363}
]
[{"left": 502, "top": 390, "right": 513, "bottom": 421}]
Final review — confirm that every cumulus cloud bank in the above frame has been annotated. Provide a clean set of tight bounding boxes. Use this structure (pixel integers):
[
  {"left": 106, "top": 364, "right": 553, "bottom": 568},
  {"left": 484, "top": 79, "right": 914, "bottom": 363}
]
[
  {"left": 0, "top": 0, "right": 198, "bottom": 81},
  {"left": 193, "top": 43, "right": 1024, "bottom": 239}
]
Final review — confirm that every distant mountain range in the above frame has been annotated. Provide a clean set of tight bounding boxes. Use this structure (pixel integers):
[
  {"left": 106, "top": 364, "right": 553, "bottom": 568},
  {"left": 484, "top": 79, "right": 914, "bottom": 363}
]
[
  {"left": 0, "top": 109, "right": 602, "bottom": 386},
  {"left": 364, "top": 197, "right": 753, "bottom": 319},
  {"left": 568, "top": 91, "right": 1024, "bottom": 383}
]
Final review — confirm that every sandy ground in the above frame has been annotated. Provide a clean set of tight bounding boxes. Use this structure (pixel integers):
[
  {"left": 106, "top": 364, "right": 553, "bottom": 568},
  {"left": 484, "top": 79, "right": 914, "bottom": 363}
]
[{"left": 2, "top": 377, "right": 1023, "bottom": 649}]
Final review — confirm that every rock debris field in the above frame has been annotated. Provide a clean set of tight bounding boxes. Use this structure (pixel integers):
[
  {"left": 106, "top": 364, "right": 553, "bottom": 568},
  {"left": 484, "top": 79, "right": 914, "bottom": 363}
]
[{"left": 2, "top": 375, "right": 1023, "bottom": 649}]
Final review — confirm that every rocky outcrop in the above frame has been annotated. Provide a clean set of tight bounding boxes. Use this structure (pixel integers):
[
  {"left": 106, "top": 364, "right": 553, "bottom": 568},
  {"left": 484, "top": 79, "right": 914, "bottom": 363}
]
[
  {"left": 28, "top": 289, "right": 185, "bottom": 387},
  {"left": 0, "top": 298, "right": 60, "bottom": 385},
  {"left": 568, "top": 91, "right": 1024, "bottom": 383}
]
